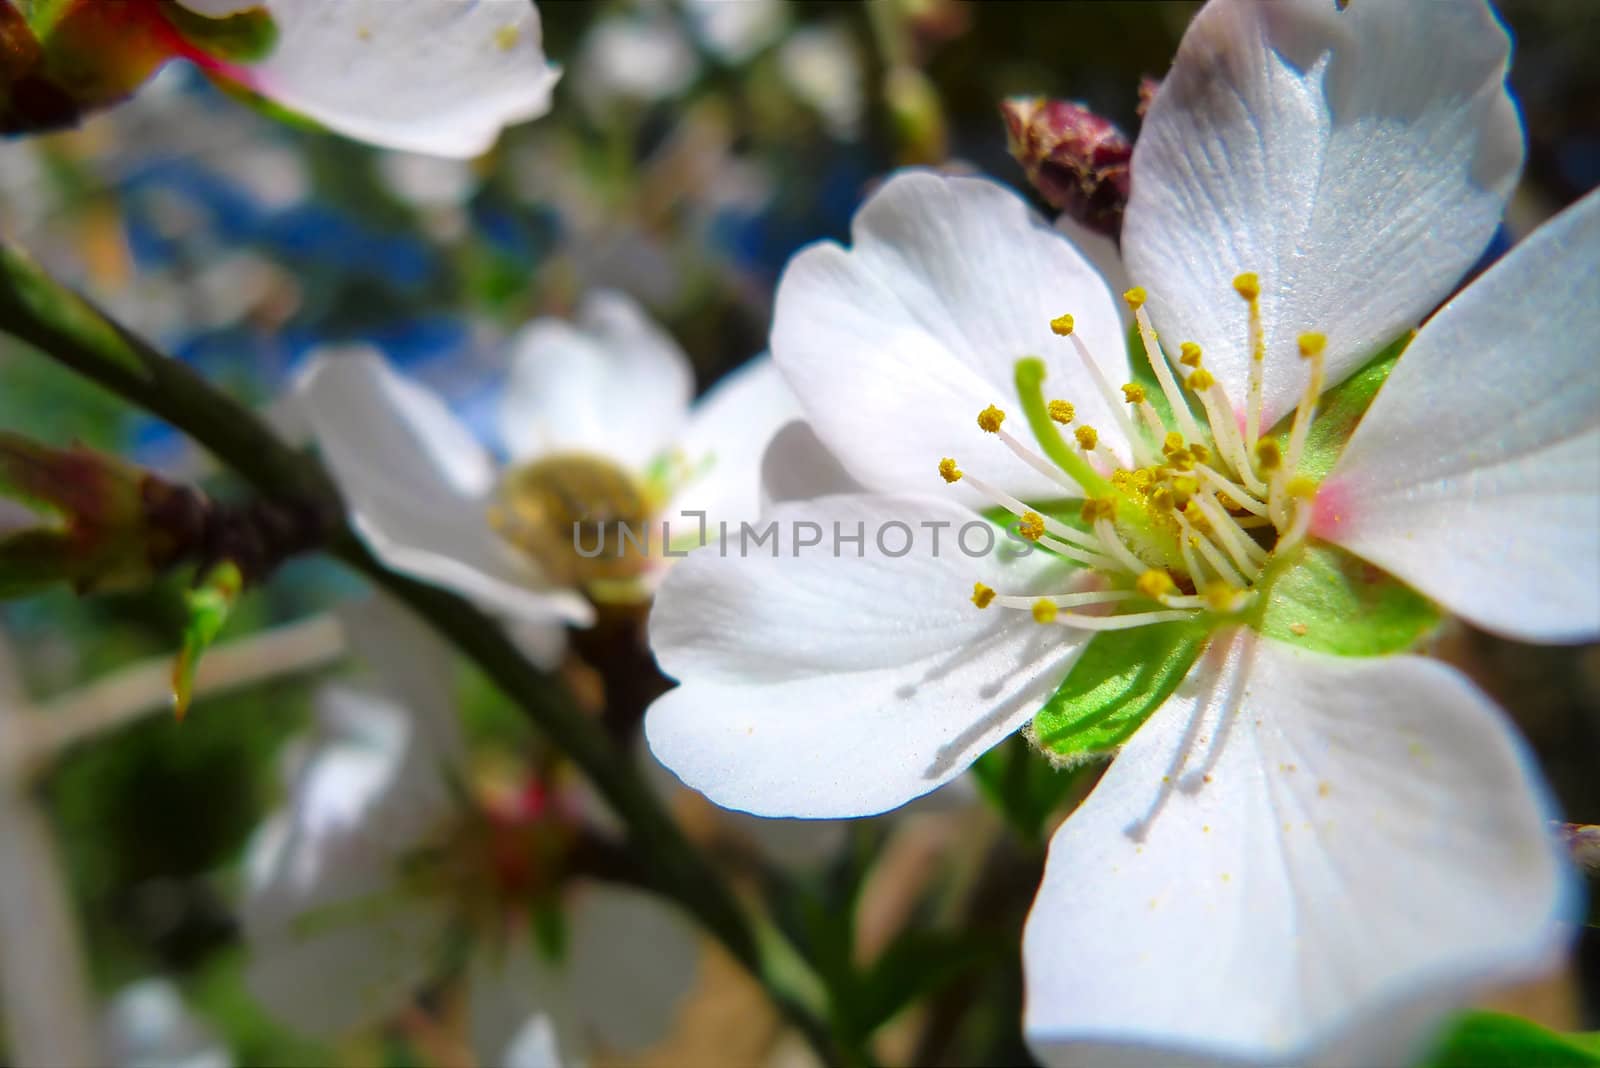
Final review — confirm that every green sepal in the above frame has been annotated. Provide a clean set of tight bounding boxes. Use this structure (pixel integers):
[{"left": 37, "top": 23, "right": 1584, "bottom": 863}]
[
  {"left": 172, "top": 560, "right": 244, "bottom": 720},
  {"left": 972, "top": 733, "right": 1093, "bottom": 844},
  {"left": 159, "top": 0, "right": 277, "bottom": 63},
  {"left": 1253, "top": 540, "right": 1439, "bottom": 657},
  {"left": 1423, "top": 1012, "right": 1600, "bottom": 1068},
  {"left": 1268, "top": 332, "right": 1409, "bottom": 482},
  {"left": 1031, "top": 618, "right": 1210, "bottom": 761}
]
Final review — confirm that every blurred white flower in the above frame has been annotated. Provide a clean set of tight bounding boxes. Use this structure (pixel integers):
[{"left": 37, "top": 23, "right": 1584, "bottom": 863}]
[
  {"left": 778, "top": 23, "right": 864, "bottom": 141},
  {"left": 294, "top": 291, "right": 798, "bottom": 632},
  {"left": 645, "top": 0, "right": 1597, "bottom": 1063},
  {"left": 574, "top": 10, "right": 700, "bottom": 117},
  {"left": 102, "top": 979, "right": 230, "bottom": 1068},
  {"left": 241, "top": 598, "right": 698, "bottom": 1062},
  {"left": 682, "top": 0, "right": 788, "bottom": 64}
]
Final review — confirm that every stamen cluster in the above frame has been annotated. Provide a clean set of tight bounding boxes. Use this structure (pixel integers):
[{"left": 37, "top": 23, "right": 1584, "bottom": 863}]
[{"left": 941, "top": 276, "right": 1328, "bottom": 632}]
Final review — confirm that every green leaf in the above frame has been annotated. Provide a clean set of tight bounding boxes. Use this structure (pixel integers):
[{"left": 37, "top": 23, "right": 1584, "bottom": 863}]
[
  {"left": 172, "top": 560, "right": 244, "bottom": 720},
  {"left": 1424, "top": 1012, "right": 1600, "bottom": 1068},
  {"left": 1031, "top": 619, "right": 1210, "bottom": 761},
  {"left": 971, "top": 734, "right": 1092, "bottom": 844},
  {"left": 1253, "top": 541, "right": 1439, "bottom": 656},
  {"left": 852, "top": 929, "right": 996, "bottom": 1037},
  {"left": 160, "top": 1, "right": 278, "bottom": 63},
  {"left": 1268, "top": 332, "right": 1408, "bottom": 482}
]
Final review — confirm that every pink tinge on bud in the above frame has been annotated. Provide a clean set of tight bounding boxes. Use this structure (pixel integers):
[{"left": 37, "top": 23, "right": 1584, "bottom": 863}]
[{"left": 1001, "top": 95, "right": 1132, "bottom": 238}]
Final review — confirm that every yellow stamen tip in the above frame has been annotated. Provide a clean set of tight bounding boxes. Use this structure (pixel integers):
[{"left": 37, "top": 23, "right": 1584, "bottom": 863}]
[
  {"left": 1187, "top": 367, "right": 1215, "bottom": 391},
  {"left": 1171, "top": 475, "right": 1198, "bottom": 498},
  {"left": 938, "top": 457, "right": 963, "bottom": 483},
  {"left": 1188, "top": 441, "right": 1210, "bottom": 463},
  {"left": 1080, "top": 497, "right": 1116, "bottom": 523},
  {"left": 1297, "top": 332, "right": 1327, "bottom": 358},
  {"left": 1287, "top": 475, "right": 1318, "bottom": 500},
  {"left": 1050, "top": 313, "right": 1076, "bottom": 336},
  {"left": 977, "top": 405, "right": 1006, "bottom": 433},
  {"left": 1182, "top": 500, "right": 1209, "bottom": 529},
  {"left": 1150, "top": 487, "right": 1175, "bottom": 512},
  {"left": 1136, "top": 570, "right": 1175, "bottom": 600},
  {"left": 1179, "top": 342, "right": 1203, "bottom": 367},
  {"left": 1232, "top": 272, "right": 1260, "bottom": 301},
  {"left": 1032, "top": 598, "right": 1059, "bottom": 624},
  {"left": 1122, "top": 286, "right": 1148, "bottom": 309},
  {"left": 1074, "top": 425, "right": 1099, "bottom": 450},
  {"left": 1047, "top": 399, "right": 1075, "bottom": 424},
  {"left": 1203, "top": 582, "right": 1243, "bottom": 613},
  {"left": 1254, "top": 439, "right": 1282, "bottom": 471},
  {"left": 1120, "top": 382, "right": 1146, "bottom": 405},
  {"left": 1162, "top": 431, "right": 1184, "bottom": 455},
  {"left": 1168, "top": 448, "right": 1195, "bottom": 472},
  {"left": 972, "top": 582, "right": 996, "bottom": 609},
  {"left": 1018, "top": 511, "right": 1046, "bottom": 542}
]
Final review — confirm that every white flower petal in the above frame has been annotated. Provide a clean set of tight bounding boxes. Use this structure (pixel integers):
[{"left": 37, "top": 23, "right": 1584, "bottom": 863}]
[
  {"left": 760, "top": 420, "right": 866, "bottom": 510},
  {"left": 1319, "top": 189, "right": 1600, "bottom": 644},
  {"left": 214, "top": 0, "right": 559, "bottom": 158},
  {"left": 242, "top": 689, "right": 454, "bottom": 1038},
  {"left": 663, "top": 354, "right": 801, "bottom": 529},
  {"left": 566, "top": 884, "right": 700, "bottom": 1053},
  {"left": 645, "top": 493, "right": 1084, "bottom": 817},
  {"left": 296, "top": 349, "right": 593, "bottom": 627},
  {"left": 772, "top": 170, "right": 1130, "bottom": 503},
  {"left": 1123, "top": 0, "right": 1523, "bottom": 426},
  {"left": 1055, "top": 215, "right": 1132, "bottom": 332},
  {"left": 500, "top": 291, "right": 694, "bottom": 471},
  {"left": 467, "top": 938, "right": 579, "bottom": 1068},
  {"left": 1024, "top": 631, "right": 1574, "bottom": 1066}
]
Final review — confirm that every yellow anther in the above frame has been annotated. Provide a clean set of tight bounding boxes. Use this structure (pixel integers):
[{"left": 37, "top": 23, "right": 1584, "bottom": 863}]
[
  {"left": 1050, "top": 313, "right": 1076, "bottom": 336},
  {"left": 1032, "top": 599, "right": 1059, "bottom": 624},
  {"left": 1136, "top": 570, "right": 1175, "bottom": 600},
  {"left": 1162, "top": 431, "right": 1184, "bottom": 456},
  {"left": 1121, "top": 382, "right": 1146, "bottom": 404},
  {"left": 1287, "top": 475, "right": 1318, "bottom": 500},
  {"left": 1150, "top": 487, "right": 1175, "bottom": 512},
  {"left": 1017, "top": 511, "right": 1046, "bottom": 542},
  {"left": 938, "top": 457, "right": 963, "bottom": 483},
  {"left": 977, "top": 405, "right": 1006, "bottom": 433},
  {"left": 1074, "top": 425, "right": 1099, "bottom": 450},
  {"left": 1232, "top": 272, "right": 1260, "bottom": 301},
  {"left": 1216, "top": 491, "right": 1240, "bottom": 511},
  {"left": 1132, "top": 468, "right": 1154, "bottom": 491},
  {"left": 1297, "top": 332, "right": 1327, "bottom": 358},
  {"left": 1179, "top": 342, "right": 1203, "bottom": 367},
  {"left": 1047, "top": 399, "right": 1075, "bottom": 424},
  {"left": 1203, "top": 582, "right": 1244, "bottom": 613},
  {"left": 1168, "top": 448, "right": 1195, "bottom": 472},
  {"left": 1123, "top": 286, "right": 1148, "bottom": 309},
  {"left": 1080, "top": 497, "right": 1116, "bottom": 523},
  {"left": 1111, "top": 469, "right": 1133, "bottom": 490},
  {"left": 972, "top": 582, "right": 996, "bottom": 609},
  {"left": 1188, "top": 441, "right": 1210, "bottom": 463},
  {"left": 1187, "top": 367, "right": 1215, "bottom": 391},
  {"left": 1254, "top": 439, "right": 1282, "bottom": 471},
  {"left": 1171, "top": 475, "right": 1198, "bottom": 499},
  {"left": 1182, "top": 500, "right": 1210, "bottom": 530}
]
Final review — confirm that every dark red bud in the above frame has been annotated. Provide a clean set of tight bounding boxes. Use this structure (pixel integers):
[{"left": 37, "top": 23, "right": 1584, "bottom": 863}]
[{"left": 1001, "top": 95, "right": 1133, "bottom": 239}]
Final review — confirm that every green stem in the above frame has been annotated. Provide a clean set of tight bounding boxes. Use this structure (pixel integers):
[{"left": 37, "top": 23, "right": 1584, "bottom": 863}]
[{"left": 0, "top": 241, "right": 856, "bottom": 1064}]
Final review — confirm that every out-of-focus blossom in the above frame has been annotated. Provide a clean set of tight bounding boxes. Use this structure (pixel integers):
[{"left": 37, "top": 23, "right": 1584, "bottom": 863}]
[
  {"left": 683, "top": 0, "right": 787, "bottom": 65},
  {"left": 645, "top": 0, "right": 1597, "bottom": 1061},
  {"left": 242, "top": 598, "right": 698, "bottom": 1062},
  {"left": 2, "top": 0, "right": 559, "bottom": 157},
  {"left": 778, "top": 23, "right": 865, "bottom": 142},
  {"left": 102, "top": 979, "right": 230, "bottom": 1068},
  {"left": 294, "top": 291, "right": 798, "bottom": 629},
  {"left": 573, "top": 9, "right": 698, "bottom": 118}
]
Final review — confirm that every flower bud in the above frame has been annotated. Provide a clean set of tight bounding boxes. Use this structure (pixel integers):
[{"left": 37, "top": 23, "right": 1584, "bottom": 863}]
[{"left": 1000, "top": 95, "right": 1132, "bottom": 238}]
